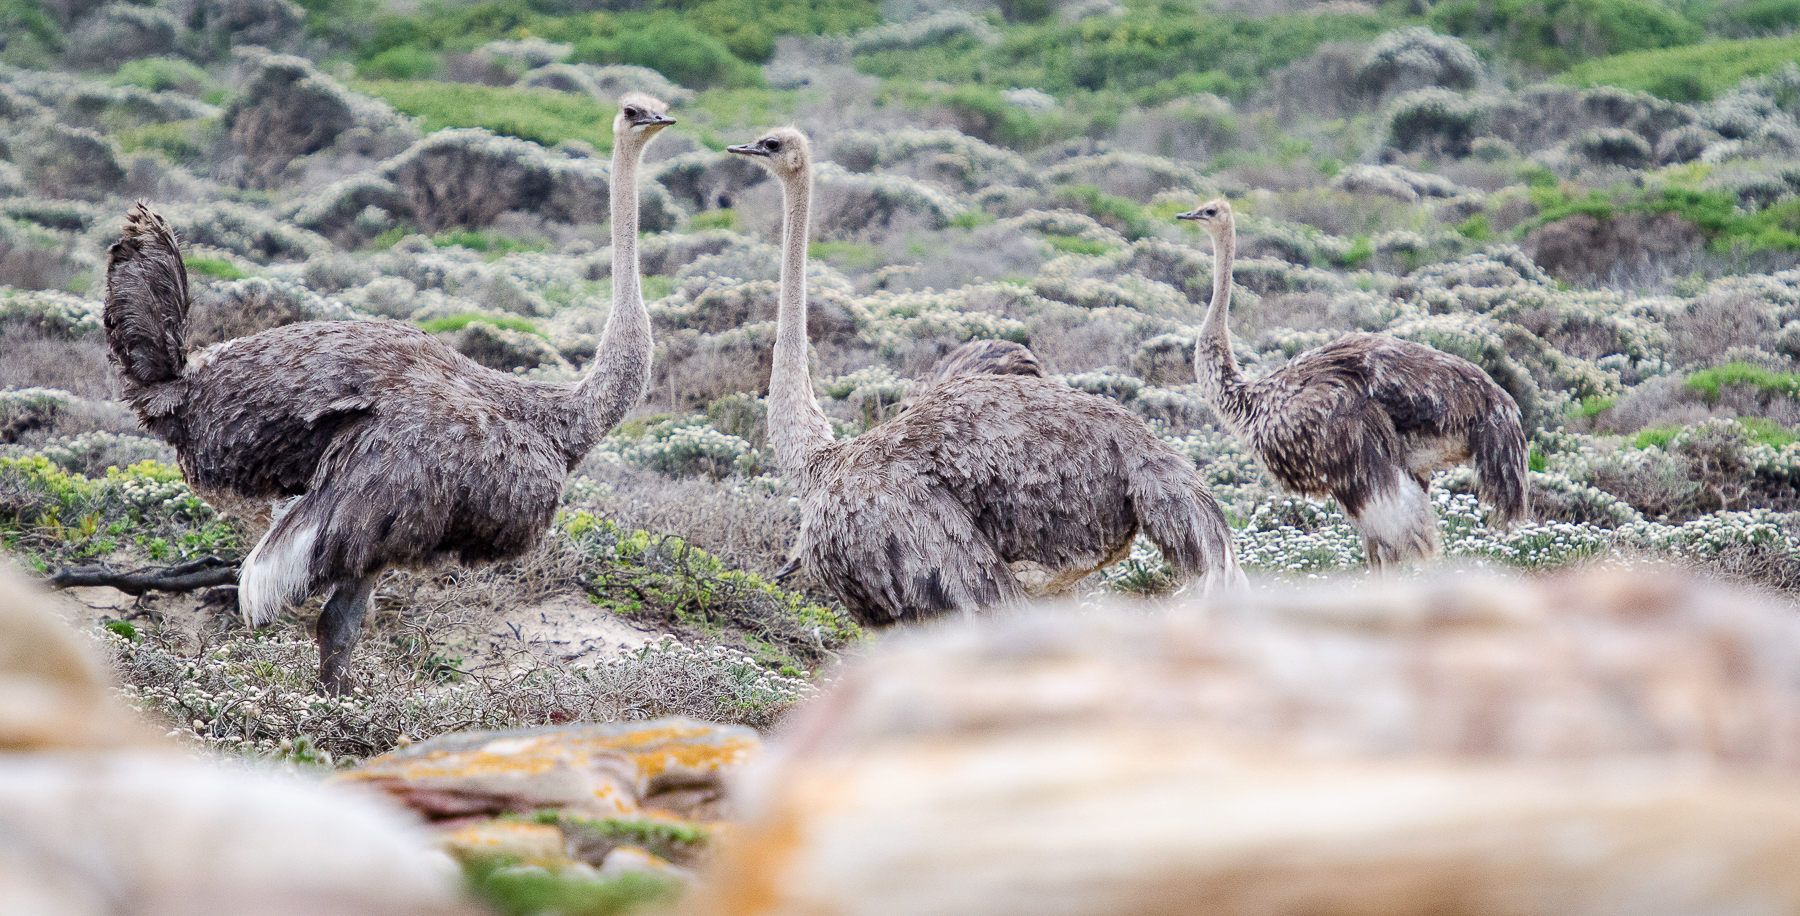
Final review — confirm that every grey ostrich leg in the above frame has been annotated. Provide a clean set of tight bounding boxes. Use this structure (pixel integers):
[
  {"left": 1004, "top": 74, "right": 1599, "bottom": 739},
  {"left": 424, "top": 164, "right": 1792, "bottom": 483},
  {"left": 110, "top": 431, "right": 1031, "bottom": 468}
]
[{"left": 316, "top": 574, "right": 377, "bottom": 695}]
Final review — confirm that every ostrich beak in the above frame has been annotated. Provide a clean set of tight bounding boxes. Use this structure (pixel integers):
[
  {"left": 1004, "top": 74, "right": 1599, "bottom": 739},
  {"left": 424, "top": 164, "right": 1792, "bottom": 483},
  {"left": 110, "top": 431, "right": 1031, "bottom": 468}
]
[
  {"left": 634, "top": 113, "right": 677, "bottom": 127},
  {"left": 1176, "top": 209, "right": 1202, "bottom": 221},
  {"left": 727, "top": 143, "right": 769, "bottom": 157}
]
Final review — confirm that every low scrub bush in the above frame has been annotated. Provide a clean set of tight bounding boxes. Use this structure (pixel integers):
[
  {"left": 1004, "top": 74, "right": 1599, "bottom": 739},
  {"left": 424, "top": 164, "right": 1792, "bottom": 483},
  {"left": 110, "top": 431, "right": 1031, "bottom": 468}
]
[
  {"left": 1558, "top": 35, "right": 1800, "bottom": 102},
  {"left": 1430, "top": 0, "right": 1702, "bottom": 72},
  {"left": 356, "top": 80, "right": 616, "bottom": 151}
]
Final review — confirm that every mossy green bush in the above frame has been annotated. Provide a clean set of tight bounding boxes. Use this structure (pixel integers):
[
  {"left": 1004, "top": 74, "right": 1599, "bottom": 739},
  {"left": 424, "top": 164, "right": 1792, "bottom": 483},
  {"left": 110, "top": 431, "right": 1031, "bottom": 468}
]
[
  {"left": 0, "top": 456, "right": 244, "bottom": 568},
  {"left": 109, "top": 57, "right": 218, "bottom": 95},
  {"left": 856, "top": 6, "right": 1389, "bottom": 100},
  {"left": 418, "top": 313, "right": 544, "bottom": 337},
  {"left": 1430, "top": 0, "right": 1703, "bottom": 72},
  {"left": 356, "top": 80, "right": 615, "bottom": 150},
  {"left": 1558, "top": 34, "right": 1800, "bottom": 101},
  {"left": 1684, "top": 362, "right": 1800, "bottom": 403}
]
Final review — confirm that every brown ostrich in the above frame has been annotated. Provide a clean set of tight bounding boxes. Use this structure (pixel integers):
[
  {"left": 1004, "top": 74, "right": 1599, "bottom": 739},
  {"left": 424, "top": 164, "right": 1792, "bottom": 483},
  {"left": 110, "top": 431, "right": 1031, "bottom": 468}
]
[
  {"left": 102, "top": 95, "right": 676, "bottom": 692},
  {"left": 1177, "top": 198, "right": 1528, "bottom": 570},
  {"left": 728, "top": 128, "right": 1242, "bottom": 626}
]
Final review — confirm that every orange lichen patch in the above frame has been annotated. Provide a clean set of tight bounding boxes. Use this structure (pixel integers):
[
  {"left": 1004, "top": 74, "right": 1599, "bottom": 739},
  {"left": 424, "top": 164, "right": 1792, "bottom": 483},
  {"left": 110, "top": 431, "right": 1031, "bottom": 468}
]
[
  {"left": 439, "top": 821, "right": 571, "bottom": 868},
  {"left": 565, "top": 720, "right": 761, "bottom": 783}
]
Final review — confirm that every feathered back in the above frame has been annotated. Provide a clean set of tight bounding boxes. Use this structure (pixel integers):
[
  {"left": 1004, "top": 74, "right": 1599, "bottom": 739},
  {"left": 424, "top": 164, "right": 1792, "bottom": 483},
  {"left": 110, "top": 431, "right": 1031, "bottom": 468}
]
[
  {"left": 927, "top": 339, "right": 1043, "bottom": 386},
  {"left": 104, "top": 202, "right": 190, "bottom": 390}
]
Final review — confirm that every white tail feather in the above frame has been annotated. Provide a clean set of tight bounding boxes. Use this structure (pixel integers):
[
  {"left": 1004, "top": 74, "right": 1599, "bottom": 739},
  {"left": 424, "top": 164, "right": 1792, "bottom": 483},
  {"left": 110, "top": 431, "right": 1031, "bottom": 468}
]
[{"left": 239, "top": 519, "right": 318, "bottom": 627}]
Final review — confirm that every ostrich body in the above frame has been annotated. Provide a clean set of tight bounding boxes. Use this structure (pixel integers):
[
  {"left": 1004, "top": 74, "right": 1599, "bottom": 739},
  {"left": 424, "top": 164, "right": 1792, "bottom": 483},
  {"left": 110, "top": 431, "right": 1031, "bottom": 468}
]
[
  {"left": 103, "top": 95, "right": 676, "bottom": 692},
  {"left": 729, "top": 129, "right": 1241, "bottom": 626},
  {"left": 1177, "top": 199, "right": 1528, "bottom": 569}
]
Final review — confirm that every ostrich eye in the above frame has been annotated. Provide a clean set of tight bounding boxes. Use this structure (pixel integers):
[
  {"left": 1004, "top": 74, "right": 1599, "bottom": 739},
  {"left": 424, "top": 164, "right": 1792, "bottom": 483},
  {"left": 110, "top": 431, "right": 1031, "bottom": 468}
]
[
  {"left": 624, "top": 107, "right": 641, "bottom": 119},
  {"left": 765, "top": 138, "right": 782, "bottom": 151}
]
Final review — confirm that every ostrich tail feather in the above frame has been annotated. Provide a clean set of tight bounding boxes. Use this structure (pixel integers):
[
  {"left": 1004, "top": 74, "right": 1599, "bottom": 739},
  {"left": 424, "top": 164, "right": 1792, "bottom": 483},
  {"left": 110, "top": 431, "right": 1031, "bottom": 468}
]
[
  {"left": 104, "top": 202, "right": 191, "bottom": 393},
  {"left": 239, "top": 515, "right": 319, "bottom": 628}
]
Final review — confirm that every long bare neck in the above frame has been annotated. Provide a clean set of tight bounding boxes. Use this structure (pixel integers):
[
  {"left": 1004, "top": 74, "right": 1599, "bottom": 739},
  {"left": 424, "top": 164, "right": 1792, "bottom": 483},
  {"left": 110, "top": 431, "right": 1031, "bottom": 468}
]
[
  {"left": 769, "top": 164, "right": 834, "bottom": 482},
  {"left": 573, "top": 136, "right": 654, "bottom": 442},
  {"left": 1195, "top": 222, "right": 1246, "bottom": 418}
]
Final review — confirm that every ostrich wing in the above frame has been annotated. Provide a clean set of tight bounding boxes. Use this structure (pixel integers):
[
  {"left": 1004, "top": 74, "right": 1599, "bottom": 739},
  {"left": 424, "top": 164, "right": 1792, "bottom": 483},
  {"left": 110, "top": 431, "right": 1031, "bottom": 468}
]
[{"left": 801, "top": 467, "right": 1021, "bottom": 627}]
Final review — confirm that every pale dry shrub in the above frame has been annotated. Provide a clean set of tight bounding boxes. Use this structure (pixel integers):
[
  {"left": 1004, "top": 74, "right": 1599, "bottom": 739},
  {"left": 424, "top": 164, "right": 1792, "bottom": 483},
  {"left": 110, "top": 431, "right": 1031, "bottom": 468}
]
[{"left": 567, "top": 463, "right": 798, "bottom": 577}]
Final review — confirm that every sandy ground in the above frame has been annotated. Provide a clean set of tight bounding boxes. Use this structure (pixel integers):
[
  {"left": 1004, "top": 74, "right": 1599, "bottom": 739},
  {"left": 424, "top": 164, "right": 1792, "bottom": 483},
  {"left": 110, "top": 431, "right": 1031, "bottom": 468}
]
[{"left": 38, "top": 576, "right": 666, "bottom": 672}]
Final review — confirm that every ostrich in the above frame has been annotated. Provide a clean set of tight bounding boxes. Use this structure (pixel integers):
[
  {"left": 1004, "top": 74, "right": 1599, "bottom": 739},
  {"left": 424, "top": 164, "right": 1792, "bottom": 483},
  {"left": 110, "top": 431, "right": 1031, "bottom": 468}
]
[
  {"left": 728, "top": 128, "right": 1241, "bottom": 625},
  {"left": 925, "top": 338, "right": 1042, "bottom": 386},
  {"left": 102, "top": 94, "right": 677, "bottom": 692},
  {"left": 1176, "top": 198, "right": 1528, "bottom": 570}
]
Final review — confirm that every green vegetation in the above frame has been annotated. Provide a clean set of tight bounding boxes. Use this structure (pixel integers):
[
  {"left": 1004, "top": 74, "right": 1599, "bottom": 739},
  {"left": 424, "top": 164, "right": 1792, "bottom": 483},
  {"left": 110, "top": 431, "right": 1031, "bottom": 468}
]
[
  {"left": 418, "top": 312, "right": 545, "bottom": 337},
  {"left": 535, "top": 811, "right": 710, "bottom": 863},
  {"left": 856, "top": 6, "right": 1389, "bottom": 101},
  {"left": 110, "top": 57, "right": 219, "bottom": 95},
  {"left": 560, "top": 512, "right": 860, "bottom": 672},
  {"left": 347, "top": 0, "right": 876, "bottom": 91},
  {"left": 355, "top": 80, "right": 616, "bottom": 151},
  {"left": 689, "top": 209, "right": 739, "bottom": 232},
  {"left": 431, "top": 229, "right": 551, "bottom": 258},
  {"left": 1684, "top": 362, "right": 1800, "bottom": 403},
  {"left": 0, "top": 0, "right": 60, "bottom": 63},
  {"left": 1522, "top": 185, "right": 1800, "bottom": 253},
  {"left": 810, "top": 241, "right": 883, "bottom": 270},
  {"left": 1042, "top": 234, "right": 1115, "bottom": 255},
  {"left": 184, "top": 257, "right": 247, "bottom": 280},
  {"left": 1558, "top": 34, "right": 1800, "bottom": 101},
  {"left": 0, "top": 457, "right": 244, "bottom": 568},
  {"left": 464, "top": 859, "right": 678, "bottom": 916},
  {"left": 115, "top": 120, "right": 217, "bottom": 166},
  {"left": 1430, "top": 0, "right": 1702, "bottom": 71}
]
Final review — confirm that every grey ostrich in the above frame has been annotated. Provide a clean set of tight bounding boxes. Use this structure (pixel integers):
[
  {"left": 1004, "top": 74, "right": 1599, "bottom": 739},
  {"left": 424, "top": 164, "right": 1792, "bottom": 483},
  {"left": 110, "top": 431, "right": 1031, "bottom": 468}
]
[
  {"left": 728, "top": 128, "right": 1242, "bottom": 626},
  {"left": 103, "top": 95, "right": 676, "bottom": 692},
  {"left": 1177, "top": 198, "right": 1528, "bottom": 570}
]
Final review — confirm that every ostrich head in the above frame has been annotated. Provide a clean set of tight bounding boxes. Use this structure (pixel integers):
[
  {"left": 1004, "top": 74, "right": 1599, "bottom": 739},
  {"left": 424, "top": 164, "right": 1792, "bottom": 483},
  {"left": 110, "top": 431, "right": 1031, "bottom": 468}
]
[
  {"left": 1176, "top": 198, "right": 1233, "bottom": 238},
  {"left": 615, "top": 93, "right": 675, "bottom": 151},
  {"left": 726, "top": 127, "right": 811, "bottom": 180}
]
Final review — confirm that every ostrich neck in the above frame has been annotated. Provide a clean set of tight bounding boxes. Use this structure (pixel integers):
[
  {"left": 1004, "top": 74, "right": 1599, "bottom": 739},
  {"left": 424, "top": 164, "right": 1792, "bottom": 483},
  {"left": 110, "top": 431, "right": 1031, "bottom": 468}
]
[
  {"left": 1195, "top": 225, "right": 1247, "bottom": 423},
  {"left": 571, "top": 137, "right": 654, "bottom": 450},
  {"left": 769, "top": 166, "right": 834, "bottom": 482}
]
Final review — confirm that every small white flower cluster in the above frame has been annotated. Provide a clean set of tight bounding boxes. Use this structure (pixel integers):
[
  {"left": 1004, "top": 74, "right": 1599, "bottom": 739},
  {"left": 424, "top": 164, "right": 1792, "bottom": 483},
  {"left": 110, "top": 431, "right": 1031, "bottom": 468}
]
[
  {"left": 0, "top": 287, "right": 102, "bottom": 336},
  {"left": 582, "top": 637, "right": 816, "bottom": 727},
  {"left": 604, "top": 416, "right": 759, "bottom": 480},
  {"left": 852, "top": 284, "right": 1031, "bottom": 350},
  {"left": 820, "top": 365, "right": 911, "bottom": 405}
]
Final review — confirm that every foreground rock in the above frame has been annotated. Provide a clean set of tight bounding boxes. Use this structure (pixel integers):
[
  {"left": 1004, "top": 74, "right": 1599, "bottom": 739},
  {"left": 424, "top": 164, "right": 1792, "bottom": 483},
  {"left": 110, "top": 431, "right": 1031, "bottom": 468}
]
[
  {"left": 0, "top": 570, "right": 470, "bottom": 916},
  {"left": 686, "top": 569, "right": 1800, "bottom": 916},
  {"left": 340, "top": 717, "right": 758, "bottom": 878}
]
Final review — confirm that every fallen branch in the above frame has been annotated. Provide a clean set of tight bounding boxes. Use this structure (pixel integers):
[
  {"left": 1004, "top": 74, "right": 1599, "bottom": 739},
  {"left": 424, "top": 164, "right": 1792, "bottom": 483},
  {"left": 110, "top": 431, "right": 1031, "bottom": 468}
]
[{"left": 51, "top": 556, "right": 240, "bottom": 595}]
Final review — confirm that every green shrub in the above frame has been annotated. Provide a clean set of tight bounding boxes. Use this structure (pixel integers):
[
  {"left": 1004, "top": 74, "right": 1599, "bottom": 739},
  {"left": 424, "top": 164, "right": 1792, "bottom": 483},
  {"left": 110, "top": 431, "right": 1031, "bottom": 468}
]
[
  {"left": 419, "top": 313, "right": 545, "bottom": 337},
  {"left": 0, "top": 0, "right": 61, "bottom": 58},
  {"left": 1430, "top": 0, "right": 1702, "bottom": 71},
  {"left": 464, "top": 859, "right": 678, "bottom": 916},
  {"left": 569, "top": 14, "right": 763, "bottom": 89},
  {"left": 1053, "top": 184, "right": 1156, "bottom": 240},
  {"left": 361, "top": 44, "right": 438, "bottom": 79},
  {"left": 355, "top": 80, "right": 615, "bottom": 151},
  {"left": 1558, "top": 34, "right": 1800, "bottom": 101},
  {"left": 110, "top": 57, "right": 217, "bottom": 95},
  {"left": 1684, "top": 362, "right": 1800, "bottom": 403},
  {"left": 431, "top": 229, "right": 551, "bottom": 259},
  {"left": 856, "top": 6, "right": 1388, "bottom": 99},
  {"left": 184, "top": 257, "right": 247, "bottom": 280}
]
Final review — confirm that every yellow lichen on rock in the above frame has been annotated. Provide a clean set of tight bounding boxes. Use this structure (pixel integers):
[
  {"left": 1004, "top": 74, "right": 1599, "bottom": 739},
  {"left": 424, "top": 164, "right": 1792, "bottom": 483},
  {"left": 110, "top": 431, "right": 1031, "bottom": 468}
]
[{"left": 440, "top": 821, "right": 573, "bottom": 869}]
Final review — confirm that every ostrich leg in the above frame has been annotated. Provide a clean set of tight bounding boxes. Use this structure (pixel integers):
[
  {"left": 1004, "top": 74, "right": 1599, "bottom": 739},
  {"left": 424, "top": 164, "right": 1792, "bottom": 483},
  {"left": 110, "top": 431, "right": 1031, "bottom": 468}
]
[{"left": 317, "top": 574, "right": 377, "bottom": 695}]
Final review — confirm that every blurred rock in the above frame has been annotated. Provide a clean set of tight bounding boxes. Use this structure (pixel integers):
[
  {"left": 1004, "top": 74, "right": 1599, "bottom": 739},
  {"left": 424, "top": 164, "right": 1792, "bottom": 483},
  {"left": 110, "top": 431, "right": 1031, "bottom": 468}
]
[
  {"left": 0, "top": 570, "right": 470, "bottom": 915},
  {"left": 339, "top": 717, "right": 760, "bottom": 823},
  {"left": 688, "top": 570, "right": 1800, "bottom": 916}
]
